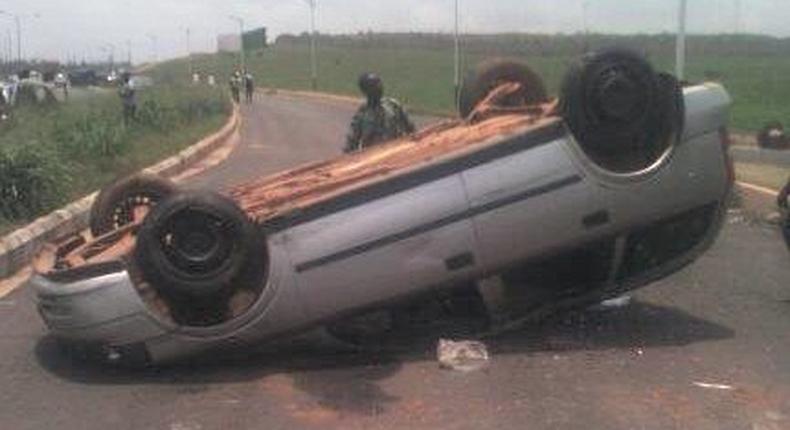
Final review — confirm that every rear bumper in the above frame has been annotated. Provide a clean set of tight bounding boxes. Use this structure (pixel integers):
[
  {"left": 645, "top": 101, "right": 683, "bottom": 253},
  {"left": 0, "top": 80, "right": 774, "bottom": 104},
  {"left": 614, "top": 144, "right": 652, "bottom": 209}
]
[{"left": 34, "top": 271, "right": 168, "bottom": 347}]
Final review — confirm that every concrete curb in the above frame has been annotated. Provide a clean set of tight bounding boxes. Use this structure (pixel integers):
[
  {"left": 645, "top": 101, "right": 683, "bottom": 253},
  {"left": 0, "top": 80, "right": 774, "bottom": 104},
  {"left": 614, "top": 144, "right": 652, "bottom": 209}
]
[
  {"left": 737, "top": 181, "right": 779, "bottom": 197},
  {"left": 0, "top": 105, "right": 241, "bottom": 279}
]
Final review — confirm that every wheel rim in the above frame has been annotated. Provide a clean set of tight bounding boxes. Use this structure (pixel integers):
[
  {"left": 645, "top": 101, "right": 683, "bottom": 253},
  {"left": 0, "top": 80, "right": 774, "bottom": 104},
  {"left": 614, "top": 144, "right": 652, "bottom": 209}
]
[{"left": 158, "top": 208, "right": 236, "bottom": 278}]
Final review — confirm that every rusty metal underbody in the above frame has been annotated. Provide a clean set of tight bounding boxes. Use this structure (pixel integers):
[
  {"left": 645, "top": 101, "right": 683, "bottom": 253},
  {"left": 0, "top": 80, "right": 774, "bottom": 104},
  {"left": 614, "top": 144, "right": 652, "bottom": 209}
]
[
  {"left": 231, "top": 94, "right": 558, "bottom": 224},
  {"left": 40, "top": 86, "right": 558, "bottom": 273}
]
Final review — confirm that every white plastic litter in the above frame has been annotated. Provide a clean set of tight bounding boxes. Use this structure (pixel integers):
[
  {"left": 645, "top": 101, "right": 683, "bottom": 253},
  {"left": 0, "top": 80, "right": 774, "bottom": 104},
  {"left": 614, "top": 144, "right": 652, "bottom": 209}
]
[
  {"left": 692, "top": 381, "right": 735, "bottom": 391},
  {"left": 437, "top": 339, "right": 490, "bottom": 372},
  {"left": 590, "top": 295, "right": 633, "bottom": 311},
  {"left": 600, "top": 295, "right": 632, "bottom": 308}
]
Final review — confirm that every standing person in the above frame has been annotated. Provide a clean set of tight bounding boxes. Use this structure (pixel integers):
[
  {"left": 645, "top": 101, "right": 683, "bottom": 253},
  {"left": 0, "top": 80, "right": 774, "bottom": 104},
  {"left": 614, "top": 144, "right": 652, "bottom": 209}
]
[
  {"left": 0, "top": 89, "right": 8, "bottom": 121},
  {"left": 344, "top": 73, "right": 416, "bottom": 153},
  {"left": 118, "top": 72, "right": 137, "bottom": 125},
  {"left": 243, "top": 71, "right": 255, "bottom": 104},
  {"left": 779, "top": 175, "right": 790, "bottom": 251},
  {"left": 229, "top": 71, "right": 241, "bottom": 103}
]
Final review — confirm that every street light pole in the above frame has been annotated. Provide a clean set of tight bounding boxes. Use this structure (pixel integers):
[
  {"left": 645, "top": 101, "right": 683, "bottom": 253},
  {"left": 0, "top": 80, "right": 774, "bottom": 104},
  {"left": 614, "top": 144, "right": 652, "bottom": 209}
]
[
  {"left": 453, "top": 0, "right": 460, "bottom": 105},
  {"left": 147, "top": 34, "right": 158, "bottom": 63},
  {"left": 13, "top": 14, "right": 19, "bottom": 66},
  {"left": 187, "top": 28, "right": 192, "bottom": 75},
  {"left": 0, "top": 12, "right": 21, "bottom": 68},
  {"left": 734, "top": 0, "right": 742, "bottom": 33},
  {"left": 229, "top": 16, "right": 245, "bottom": 71},
  {"left": 305, "top": 0, "right": 318, "bottom": 90},
  {"left": 676, "top": 0, "right": 687, "bottom": 80}
]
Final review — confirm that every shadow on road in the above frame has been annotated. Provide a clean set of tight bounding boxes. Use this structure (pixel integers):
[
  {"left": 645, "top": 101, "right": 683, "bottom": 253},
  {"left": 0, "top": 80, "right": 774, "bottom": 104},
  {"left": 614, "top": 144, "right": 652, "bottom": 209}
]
[{"left": 35, "top": 300, "right": 733, "bottom": 417}]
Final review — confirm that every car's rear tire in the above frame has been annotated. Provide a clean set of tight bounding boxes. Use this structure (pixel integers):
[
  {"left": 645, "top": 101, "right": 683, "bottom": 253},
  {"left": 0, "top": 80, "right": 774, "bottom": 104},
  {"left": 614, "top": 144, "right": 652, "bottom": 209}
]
[
  {"left": 134, "top": 190, "right": 264, "bottom": 307},
  {"left": 560, "top": 48, "right": 684, "bottom": 172},
  {"left": 90, "top": 173, "right": 178, "bottom": 237},
  {"left": 458, "top": 59, "right": 549, "bottom": 118}
]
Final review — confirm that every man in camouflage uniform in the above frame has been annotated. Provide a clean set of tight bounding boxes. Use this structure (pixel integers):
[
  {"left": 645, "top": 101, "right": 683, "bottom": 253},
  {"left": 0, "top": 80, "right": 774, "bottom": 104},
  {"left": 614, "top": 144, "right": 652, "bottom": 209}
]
[{"left": 344, "top": 73, "right": 416, "bottom": 153}]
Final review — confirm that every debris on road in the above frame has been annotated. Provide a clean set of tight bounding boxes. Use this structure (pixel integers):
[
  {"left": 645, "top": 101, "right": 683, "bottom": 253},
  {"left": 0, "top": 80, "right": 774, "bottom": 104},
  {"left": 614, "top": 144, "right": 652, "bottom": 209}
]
[
  {"left": 692, "top": 381, "right": 735, "bottom": 391},
  {"left": 591, "top": 295, "right": 632, "bottom": 311},
  {"left": 437, "top": 339, "right": 490, "bottom": 372},
  {"left": 727, "top": 208, "right": 747, "bottom": 225}
]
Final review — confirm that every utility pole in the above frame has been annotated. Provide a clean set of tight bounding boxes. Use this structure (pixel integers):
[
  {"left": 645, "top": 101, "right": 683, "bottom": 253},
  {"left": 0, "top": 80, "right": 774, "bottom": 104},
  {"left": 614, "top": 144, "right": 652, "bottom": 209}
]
[
  {"left": 13, "top": 14, "right": 19, "bottom": 66},
  {"left": 4, "top": 30, "right": 9, "bottom": 69},
  {"left": 184, "top": 27, "right": 193, "bottom": 76},
  {"left": 676, "top": 0, "right": 687, "bottom": 80},
  {"left": 147, "top": 34, "right": 158, "bottom": 63},
  {"left": 305, "top": 0, "right": 318, "bottom": 90},
  {"left": 453, "top": 0, "right": 460, "bottom": 106},
  {"left": 126, "top": 39, "right": 132, "bottom": 66},
  {"left": 229, "top": 16, "right": 245, "bottom": 71},
  {"left": 0, "top": 12, "right": 21, "bottom": 68},
  {"left": 734, "top": 0, "right": 742, "bottom": 33},
  {"left": 582, "top": 0, "right": 591, "bottom": 52}
]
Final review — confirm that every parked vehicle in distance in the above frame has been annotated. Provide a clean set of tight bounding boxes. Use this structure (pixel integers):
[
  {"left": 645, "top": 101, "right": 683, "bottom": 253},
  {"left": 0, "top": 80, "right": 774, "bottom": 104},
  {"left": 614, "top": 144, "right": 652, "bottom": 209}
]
[
  {"left": 53, "top": 72, "right": 69, "bottom": 89},
  {"left": 68, "top": 69, "right": 98, "bottom": 87},
  {"left": 31, "top": 49, "right": 734, "bottom": 366}
]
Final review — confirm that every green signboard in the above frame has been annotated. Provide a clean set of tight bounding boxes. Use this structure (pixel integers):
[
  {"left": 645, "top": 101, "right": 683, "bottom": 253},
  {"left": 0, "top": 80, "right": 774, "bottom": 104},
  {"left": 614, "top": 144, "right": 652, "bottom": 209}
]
[{"left": 243, "top": 28, "right": 268, "bottom": 52}]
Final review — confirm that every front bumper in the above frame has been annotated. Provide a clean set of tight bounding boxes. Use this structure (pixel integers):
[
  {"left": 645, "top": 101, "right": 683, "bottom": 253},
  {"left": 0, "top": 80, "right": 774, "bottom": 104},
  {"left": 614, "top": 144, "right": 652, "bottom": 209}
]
[{"left": 34, "top": 270, "right": 169, "bottom": 346}]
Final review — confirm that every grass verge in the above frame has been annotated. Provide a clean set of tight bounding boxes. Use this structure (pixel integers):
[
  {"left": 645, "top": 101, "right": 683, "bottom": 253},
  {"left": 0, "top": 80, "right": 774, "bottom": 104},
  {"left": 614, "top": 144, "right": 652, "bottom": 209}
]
[
  {"left": 0, "top": 84, "right": 230, "bottom": 236},
  {"left": 154, "top": 41, "right": 790, "bottom": 131}
]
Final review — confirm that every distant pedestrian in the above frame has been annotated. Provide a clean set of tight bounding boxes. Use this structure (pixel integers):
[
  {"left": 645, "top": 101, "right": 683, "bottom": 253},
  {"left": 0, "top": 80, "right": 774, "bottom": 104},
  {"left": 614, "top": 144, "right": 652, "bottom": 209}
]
[
  {"left": 118, "top": 72, "right": 137, "bottom": 124},
  {"left": 779, "top": 176, "right": 790, "bottom": 251},
  {"left": 243, "top": 71, "right": 255, "bottom": 104},
  {"left": 229, "top": 71, "right": 241, "bottom": 103},
  {"left": 344, "top": 73, "right": 415, "bottom": 153},
  {"left": 0, "top": 90, "right": 8, "bottom": 121}
]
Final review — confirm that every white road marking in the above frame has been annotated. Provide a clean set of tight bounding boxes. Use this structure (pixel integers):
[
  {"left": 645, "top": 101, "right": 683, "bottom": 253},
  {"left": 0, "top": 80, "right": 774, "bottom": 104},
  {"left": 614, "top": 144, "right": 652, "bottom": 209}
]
[{"left": 737, "top": 181, "right": 779, "bottom": 196}]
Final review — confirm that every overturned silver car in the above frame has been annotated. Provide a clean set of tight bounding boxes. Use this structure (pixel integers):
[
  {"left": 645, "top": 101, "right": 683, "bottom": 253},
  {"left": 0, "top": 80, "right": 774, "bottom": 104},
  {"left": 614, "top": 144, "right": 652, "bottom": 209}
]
[{"left": 31, "top": 50, "right": 733, "bottom": 365}]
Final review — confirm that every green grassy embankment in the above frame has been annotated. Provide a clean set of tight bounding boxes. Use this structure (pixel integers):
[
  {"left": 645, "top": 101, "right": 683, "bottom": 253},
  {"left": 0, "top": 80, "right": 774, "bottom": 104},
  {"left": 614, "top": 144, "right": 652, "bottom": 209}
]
[
  {"left": 0, "top": 84, "right": 230, "bottom": 236},
  {"left": 154, "top": 42, "right": 790, "bottom": 132}
]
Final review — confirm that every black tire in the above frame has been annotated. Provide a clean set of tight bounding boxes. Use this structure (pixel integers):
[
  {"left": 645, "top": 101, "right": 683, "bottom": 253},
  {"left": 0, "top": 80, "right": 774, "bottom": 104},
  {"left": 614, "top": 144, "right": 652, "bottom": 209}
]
[
  {"left": 134, "top": 190, "right": 264, "bottom": 301},
  {"left": 90, "top": 173, "right": 178, "bottom": 237},
  {"left": 560, "top": 48, "right": 683, "bottom": 172},
  {"left": 458, "top": 59, "right": 549, "bottom": 118}
]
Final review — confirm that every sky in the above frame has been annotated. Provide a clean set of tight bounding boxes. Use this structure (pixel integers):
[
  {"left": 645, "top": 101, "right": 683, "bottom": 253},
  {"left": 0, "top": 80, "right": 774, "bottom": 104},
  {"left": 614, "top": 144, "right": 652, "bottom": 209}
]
[{"left": 1, "top": 0, "right": 788, "bottom": 63}]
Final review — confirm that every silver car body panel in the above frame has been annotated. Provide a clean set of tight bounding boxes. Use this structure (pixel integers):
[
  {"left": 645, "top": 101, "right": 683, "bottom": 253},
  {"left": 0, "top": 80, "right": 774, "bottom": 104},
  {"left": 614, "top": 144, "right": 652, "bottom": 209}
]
[{"left": 33, "top": 84, "right": 732, "bottom": 364}]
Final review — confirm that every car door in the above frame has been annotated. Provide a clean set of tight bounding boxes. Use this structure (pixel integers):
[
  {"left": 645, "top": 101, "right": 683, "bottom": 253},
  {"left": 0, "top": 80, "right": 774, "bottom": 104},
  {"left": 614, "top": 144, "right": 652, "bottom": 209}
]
[
  {"left": 285, "top": 173, "right": 479, "bottom": 323},
  {"left": 460, "top": 137, "right": 596, "bottom": 272}
]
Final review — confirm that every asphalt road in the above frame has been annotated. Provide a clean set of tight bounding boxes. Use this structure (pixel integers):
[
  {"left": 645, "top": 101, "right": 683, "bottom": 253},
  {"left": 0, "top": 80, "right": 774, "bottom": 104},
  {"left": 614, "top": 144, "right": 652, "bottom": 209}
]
[
  {"left": 731, "top": 146, "right": 790, "bottom": 168},
  {"left": 1, "top": 94, "right": 789, "bottom": 430}
]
